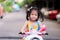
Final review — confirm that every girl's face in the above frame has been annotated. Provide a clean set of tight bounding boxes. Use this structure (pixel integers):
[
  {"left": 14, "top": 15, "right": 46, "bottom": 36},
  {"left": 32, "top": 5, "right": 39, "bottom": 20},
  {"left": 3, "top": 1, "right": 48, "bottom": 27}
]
[{"left": 29, "top": 10, "right": 38, "bottom": 21}]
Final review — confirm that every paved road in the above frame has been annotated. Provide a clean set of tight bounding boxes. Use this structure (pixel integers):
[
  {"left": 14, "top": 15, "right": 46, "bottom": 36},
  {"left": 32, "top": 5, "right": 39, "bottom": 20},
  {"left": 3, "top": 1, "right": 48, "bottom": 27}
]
[
  {"left": 0, "top": 8, "right": 60, "bottom": 40},
  {"left": 42, "top": 18, "right": 60, "bottom": 40}
]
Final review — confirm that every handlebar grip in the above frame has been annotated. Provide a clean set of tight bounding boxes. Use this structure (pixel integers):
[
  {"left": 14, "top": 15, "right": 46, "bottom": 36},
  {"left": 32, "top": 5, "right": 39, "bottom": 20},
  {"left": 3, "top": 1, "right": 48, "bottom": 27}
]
[
  {"left": 45, "top": 33, "right": 48, "bottom": 35},
  {"left": 19, "top": 32, "right": 22, "bottom": 34},
  {"left": 19, "top": 32, "right": 25, "bottom": 34}
]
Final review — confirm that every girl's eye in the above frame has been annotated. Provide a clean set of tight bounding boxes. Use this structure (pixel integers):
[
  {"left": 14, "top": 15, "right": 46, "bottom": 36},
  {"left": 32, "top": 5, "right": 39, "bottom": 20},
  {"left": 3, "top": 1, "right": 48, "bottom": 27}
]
[
  {"left": 31, "top": 13, "right": 38, "bottom": 16},
  {"left": 35, "top": 14, "right": 38, "bottom": 16},
  {"left": 31, "top": 13, "right": 34, "bottom": 15}
]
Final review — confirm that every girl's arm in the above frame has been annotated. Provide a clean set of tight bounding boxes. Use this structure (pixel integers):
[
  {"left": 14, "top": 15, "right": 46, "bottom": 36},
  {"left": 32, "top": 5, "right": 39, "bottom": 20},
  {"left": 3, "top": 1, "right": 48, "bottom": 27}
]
[
  {"left": 38, "top": 21, "right": 46, "bottom": 33},
  {"left": 38, "top": 21, "right": 43, "bottom": 31},
  {"left": 21, "top": 21, "right": 28, "bottom": 33}
]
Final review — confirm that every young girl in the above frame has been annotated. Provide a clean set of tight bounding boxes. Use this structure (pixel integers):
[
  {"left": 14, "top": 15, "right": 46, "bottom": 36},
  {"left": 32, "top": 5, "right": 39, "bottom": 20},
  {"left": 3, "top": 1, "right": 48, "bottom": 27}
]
[{"left": 21, "top": 7, "right": 46, "bottom": 34}]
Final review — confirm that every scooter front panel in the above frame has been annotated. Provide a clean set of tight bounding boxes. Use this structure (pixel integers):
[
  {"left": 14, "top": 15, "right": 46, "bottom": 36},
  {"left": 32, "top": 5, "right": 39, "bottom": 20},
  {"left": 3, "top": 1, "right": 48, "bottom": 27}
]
[{"left": 24, "top": 35, "right": 43, "bottom": 40}]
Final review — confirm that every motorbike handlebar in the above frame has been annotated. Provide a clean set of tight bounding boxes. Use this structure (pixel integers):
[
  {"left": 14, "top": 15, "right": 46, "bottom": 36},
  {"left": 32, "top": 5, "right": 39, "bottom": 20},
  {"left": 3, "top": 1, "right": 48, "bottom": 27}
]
[
  {"left": 19, "top": 32, "right": 25, "bottom": 34},
  {"left": 45, "top": 33, "right": 48, "bottom": 35},
  {"left": 19, "top": 32, "right": 48, "bottom": 35}
]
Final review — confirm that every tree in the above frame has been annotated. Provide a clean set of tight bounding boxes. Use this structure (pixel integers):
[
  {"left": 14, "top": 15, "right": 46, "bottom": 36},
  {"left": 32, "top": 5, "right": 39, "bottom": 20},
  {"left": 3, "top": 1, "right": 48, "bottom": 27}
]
[
  {"left": 0, "top": 0, "right": 5, "bottom": 3},
  {"left": 24, "top": 0, "right": 34, "bottom": 5}
]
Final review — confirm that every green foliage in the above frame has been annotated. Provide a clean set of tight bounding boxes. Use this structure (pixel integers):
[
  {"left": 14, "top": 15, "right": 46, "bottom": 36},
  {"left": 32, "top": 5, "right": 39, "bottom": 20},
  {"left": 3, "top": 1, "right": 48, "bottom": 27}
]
[
  {"left": 0, "top": 0, "right": 4, "bottom": 3},
  {"left": 4, "top": 6, "right": 13, "bottom": 12},
  {"left": 24, "top": 0, "right": 34, "bottom": 5},
  {"left": 5, "top": 1, "right": 13, "bottom": 6},
  {"left": 17, "top": 2, "right": 24, "bottom": 8}
]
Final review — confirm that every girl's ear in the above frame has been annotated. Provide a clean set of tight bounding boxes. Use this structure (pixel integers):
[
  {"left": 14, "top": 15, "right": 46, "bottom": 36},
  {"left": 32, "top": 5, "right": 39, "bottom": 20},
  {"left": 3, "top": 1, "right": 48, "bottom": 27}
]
[{"left": 28, "top": 17, "right": 30, "bottom": 20}]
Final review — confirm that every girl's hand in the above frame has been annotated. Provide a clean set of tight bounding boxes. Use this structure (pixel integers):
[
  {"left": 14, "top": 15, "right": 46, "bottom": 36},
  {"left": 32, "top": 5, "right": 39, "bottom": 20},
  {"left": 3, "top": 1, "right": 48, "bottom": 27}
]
[
  {"left": 40, "top": 25, "right": 46, "bottom": 32},
  {"left": 21, "top": 30, "right": 25, "bottom": 33}
]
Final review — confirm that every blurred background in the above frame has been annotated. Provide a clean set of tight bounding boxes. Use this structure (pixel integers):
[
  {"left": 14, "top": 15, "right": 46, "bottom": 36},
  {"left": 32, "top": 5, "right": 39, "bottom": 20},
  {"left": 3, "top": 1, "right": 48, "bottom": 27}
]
[{"left": 0, "top": 0, "right": 60, "bottom": 40}]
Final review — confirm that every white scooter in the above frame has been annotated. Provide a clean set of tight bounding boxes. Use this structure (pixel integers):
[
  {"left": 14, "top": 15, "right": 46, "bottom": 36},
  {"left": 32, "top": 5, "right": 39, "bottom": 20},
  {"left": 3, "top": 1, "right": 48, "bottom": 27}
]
[{"left": 19, "top": 31, "right": 48, "bottom": 40}]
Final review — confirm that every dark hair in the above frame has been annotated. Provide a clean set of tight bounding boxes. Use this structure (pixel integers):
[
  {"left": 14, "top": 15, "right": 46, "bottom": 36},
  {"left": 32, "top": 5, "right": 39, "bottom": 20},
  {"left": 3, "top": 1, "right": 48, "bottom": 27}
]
[{"left": 26, "top": 7, "right": 40, "bottom": 21}]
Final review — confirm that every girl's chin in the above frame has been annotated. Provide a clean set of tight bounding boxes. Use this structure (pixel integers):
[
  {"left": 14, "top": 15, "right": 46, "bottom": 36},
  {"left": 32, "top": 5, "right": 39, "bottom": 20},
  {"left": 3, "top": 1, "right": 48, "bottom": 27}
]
[
  {"left": 31, "top": 19, "right": 36, "bottom": 21},
  {"left": 30, "top": 18, "right": 37, "bottom": 21}
]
